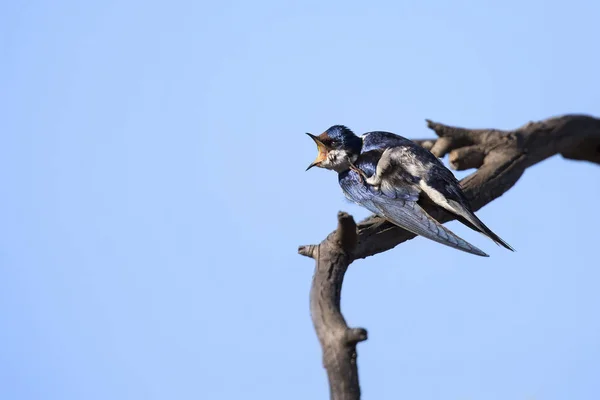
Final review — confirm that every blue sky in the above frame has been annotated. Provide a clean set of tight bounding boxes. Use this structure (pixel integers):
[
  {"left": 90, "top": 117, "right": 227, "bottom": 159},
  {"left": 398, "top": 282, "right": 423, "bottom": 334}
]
[{"left": 1, "top": 0, "right": 600, "bottom": 399}]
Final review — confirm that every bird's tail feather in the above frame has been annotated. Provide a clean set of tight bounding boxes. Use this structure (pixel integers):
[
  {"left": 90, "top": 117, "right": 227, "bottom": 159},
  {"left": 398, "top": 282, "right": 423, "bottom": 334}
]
[{"left": 449, "top": 201, "right": 515, "bottom": 251}]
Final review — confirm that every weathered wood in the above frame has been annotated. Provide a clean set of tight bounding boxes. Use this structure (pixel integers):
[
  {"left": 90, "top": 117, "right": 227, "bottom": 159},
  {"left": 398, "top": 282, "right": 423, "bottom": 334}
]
[{"left": 299, "top": 212, "right": 367, "bottom": 400}]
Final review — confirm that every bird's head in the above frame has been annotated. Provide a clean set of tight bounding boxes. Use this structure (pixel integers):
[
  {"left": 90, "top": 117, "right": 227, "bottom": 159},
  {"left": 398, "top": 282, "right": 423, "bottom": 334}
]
[{"left": 305, "top": 125, "right": 362, "bottom": 172}]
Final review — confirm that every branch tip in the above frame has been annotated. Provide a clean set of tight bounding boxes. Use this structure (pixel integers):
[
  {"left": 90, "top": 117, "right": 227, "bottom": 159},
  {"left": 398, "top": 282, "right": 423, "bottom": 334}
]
[
  {"left": 449, "top": 145, "right": 486, "bottom": 170},
  {"left": 298, "top": 245, "right": 317, "bottom": 259},
  {"left": 429, "top": 136, "right": 454, "bottom": 157},
  {"left": 335, "top": 212, "right": 358, "bottom": 254},
  {"left": 346, "top": 328, "right": 368, "bottom": 344},
  {"left": 426, "top": 119, "right": 447, "bottom": 137}
]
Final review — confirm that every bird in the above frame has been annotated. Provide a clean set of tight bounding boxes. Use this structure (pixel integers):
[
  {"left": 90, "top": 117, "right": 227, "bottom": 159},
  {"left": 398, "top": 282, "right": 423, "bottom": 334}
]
[{"left": 305, "top": 125, "right": 514, "bottom": 257}]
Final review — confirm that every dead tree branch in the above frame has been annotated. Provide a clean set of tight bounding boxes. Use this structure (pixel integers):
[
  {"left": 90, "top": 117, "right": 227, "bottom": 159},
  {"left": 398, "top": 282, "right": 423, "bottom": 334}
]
[
  {"left": 299, "top": 212, "right": 367, "bottom": 400},
  {"left": 298, "top": 114, "right": 600, "bottom": 399}
]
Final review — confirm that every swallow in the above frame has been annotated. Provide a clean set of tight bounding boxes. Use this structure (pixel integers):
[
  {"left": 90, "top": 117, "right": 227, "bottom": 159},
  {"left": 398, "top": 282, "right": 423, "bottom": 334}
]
[{"left": 306, "top": 125, "right": 514, "bottom": 257}]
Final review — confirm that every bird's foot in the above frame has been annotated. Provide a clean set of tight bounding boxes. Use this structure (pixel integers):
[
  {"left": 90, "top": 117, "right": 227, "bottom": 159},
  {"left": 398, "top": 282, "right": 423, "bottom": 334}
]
[{"left": 349, "top": 163, "right": 369, "bottom": 185}]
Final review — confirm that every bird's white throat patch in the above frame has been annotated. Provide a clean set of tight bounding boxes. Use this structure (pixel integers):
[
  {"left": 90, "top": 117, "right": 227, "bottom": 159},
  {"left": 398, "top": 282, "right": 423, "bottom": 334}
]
[{"left": 320, "top": 149, "right": 358, "bottom": 173}]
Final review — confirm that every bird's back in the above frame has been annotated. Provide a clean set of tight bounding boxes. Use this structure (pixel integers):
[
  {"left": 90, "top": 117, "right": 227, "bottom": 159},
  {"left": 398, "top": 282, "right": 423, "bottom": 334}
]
[{"left": 361, "top": 131, "right": 417, "bottom": 152}]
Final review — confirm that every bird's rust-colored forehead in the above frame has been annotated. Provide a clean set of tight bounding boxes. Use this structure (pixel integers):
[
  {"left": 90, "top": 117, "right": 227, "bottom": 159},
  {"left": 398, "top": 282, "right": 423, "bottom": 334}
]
[{"left": 317, "top": 132, "right": 333, "bottom": 146}]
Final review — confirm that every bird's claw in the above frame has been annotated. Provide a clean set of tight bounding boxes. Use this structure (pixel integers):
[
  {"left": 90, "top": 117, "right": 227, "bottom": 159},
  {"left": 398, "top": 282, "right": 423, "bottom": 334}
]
[{"left": 350, "top": 164, "right": 369, "bottom": 185}]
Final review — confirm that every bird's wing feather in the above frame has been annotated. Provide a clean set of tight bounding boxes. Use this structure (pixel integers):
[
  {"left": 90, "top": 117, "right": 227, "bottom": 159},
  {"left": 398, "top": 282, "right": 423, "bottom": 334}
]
[
  {"left": 368, "top": 145, "right": 514, "bottom": 251},
  {"left": 371, "top": 195, "right": 489, "bottom": 257},
  {"left": 339, "top": 170, "right": 488, "bottom": 257}
]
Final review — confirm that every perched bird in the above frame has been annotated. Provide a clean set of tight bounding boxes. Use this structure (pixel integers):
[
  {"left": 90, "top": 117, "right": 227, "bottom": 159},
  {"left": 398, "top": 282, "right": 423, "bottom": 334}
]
[{"left": 306, "top": 125, "right": 514, "bottom": 257}]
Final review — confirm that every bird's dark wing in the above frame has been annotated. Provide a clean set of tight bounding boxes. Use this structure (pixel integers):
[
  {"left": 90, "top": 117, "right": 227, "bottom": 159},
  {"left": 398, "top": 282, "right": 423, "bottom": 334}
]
[
  {"left": 365, "top": 142, "right": 514, "bottom": 251},
  {"left": 339, "top": 168, "right": 488, "bottom": 257}
]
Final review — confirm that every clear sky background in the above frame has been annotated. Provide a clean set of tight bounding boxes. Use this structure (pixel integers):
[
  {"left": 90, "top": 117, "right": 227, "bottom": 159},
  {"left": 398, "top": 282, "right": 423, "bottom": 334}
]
[{"left": 1, "top": 1, "right": 600, "bottom": 399}]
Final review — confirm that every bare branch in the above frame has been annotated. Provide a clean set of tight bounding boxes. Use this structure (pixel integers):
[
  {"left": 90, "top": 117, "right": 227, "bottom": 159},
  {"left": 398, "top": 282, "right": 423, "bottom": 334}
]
[{"left": 300, "top": 212, "right": 367, "bottom": 400}]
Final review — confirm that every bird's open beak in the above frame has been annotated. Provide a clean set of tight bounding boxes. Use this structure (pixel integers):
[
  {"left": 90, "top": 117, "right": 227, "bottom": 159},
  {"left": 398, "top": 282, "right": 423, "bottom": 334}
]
[{"left": 306, "top": 133, "right": 330, "bottom": 171}]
